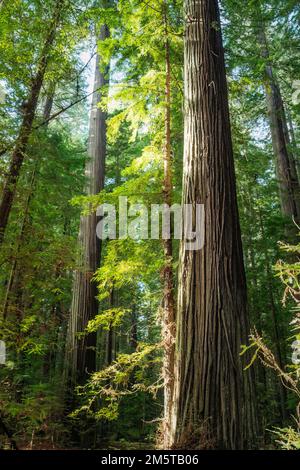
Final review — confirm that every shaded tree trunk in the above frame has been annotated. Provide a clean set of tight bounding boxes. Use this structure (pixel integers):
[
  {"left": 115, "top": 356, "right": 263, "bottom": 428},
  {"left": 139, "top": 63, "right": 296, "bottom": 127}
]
[
  {"left": 129, "top": 305, "right": 138, "bottom": 351},
  {"left": 256, "top": 203, "right": 287, "bottom": 422},
  {"left": 65, "top": 24, "right": 110, "bottom": 384},
  {"left": 287, "top": 110, "right": 298, "bottom": 157},
  {"left": 169, "top": 0, "right": 257, "bottom": 449},
  {"left": 105, "top": 289, "right": 115, "bottom": 366},
  {"left": 0, "top": 0, "right": 64, "bottom": 245},
  {"left": 258, "top": 27, "right": 300, "bottom": 229},
  {"left": 2, "top": 168, "right": 36, "bottom": 320},
  {"left": 285, "top": 109, "right": 300, "bottom": 180}
]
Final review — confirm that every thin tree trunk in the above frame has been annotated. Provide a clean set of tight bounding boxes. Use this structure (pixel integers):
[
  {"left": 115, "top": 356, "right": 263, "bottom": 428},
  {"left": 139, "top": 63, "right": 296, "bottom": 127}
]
[
  {"left": 257, "top": 204, "right": 287, "bottom": 422},
  {"left": 129, "top": 305, "right": 138, "bottom": 350},
  {"left": 170, "top": 0, "right": 257, "bottom": 449},
  {"left": 258, "top": 26, "right": 300, "bottom": 229},
  {"left": 105, "top": 289, "right": 115, "bottom": 366},
  {"left": 65, "top": 24, "right": 110, "bottom": 383},
  {"left": 162, "top": 4, "right": 176, "bottom": 449},
  {"left": 43, "top": 83, "right": 56, "bottom": 122},
  {"left": 287, "top": 110, "right": 298, "bottom": 154},
  {"left": 244, "top": 191, "right": 267, "bottom": 435},
  {"left": 286, "top": 108, "right": 300, "bottom": 179},
  {"left": 2, "top": 169, "right": 35, "bottom": 320},
  {"left": 0, "top": 0, "right": 64, "bottom": 245}
]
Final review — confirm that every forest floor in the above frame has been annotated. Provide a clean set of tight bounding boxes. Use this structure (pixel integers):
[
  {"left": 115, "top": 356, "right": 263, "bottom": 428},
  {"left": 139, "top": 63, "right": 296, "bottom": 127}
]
[{"left": 16, "top": 439, "right": 154, "bottom": 450}]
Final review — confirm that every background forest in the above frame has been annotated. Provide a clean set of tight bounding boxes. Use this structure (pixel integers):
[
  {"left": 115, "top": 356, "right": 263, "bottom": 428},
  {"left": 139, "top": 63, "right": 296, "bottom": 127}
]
[{"left": 0, "top": 0, "right": 300, "bottom": 451}]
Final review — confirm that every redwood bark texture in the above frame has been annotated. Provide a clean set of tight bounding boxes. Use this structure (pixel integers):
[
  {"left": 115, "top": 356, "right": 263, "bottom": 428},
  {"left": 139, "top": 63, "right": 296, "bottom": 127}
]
[
  {"left": 170, "top": 0, "right": 257, "bottom": 449},
  {"left": 0, "top": 0, "right": 64, "bottom": 245},
  {"left": 65, "top": 25, "right": 109, "bottom": 383}
]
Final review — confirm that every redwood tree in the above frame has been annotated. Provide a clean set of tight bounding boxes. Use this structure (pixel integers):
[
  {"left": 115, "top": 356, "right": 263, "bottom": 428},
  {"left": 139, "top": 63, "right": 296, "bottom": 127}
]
[
  {"left": 65, "top": 24, "right": 110, "bottom": 383},
  {"left": 258, "top": 26, "right": 300, "bottom": 230},
  {"left": 169, "top": 0, "right": 257, "bottom": 449}
]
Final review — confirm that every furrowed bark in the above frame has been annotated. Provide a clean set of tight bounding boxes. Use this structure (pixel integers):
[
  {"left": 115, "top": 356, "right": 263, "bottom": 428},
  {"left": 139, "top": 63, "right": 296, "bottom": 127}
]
[{"left": 170, "top": 0, "right": 257, "bottom": 449}]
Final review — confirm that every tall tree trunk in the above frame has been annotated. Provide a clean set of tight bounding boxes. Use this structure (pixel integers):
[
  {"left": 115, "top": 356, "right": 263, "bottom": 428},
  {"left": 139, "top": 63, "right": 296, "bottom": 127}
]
[
  {"left": 162, "top": 4, "right": 176, "bottom": 449},
  {"left": 258, "top": 27, "right": 300, "bottom": 229},
  {"left": 1, "top": 85, "right": 56, "bottom": 320},
  {"left": 169, "top": 0, "right": 257, "bottom": 449},
  {"left": 0, "top": 0, "right": 64, "bottom": 245},
  {"left": 65, "top": 25, "right": 109, "bottom": 384}
]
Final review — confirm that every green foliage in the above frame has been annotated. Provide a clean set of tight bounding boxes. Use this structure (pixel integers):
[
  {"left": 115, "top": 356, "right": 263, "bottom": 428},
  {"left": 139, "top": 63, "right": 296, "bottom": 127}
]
[
  {"left": 71, "top": 343, "right": 162, "bottom": 424},
  {"left": 244, "top": 239, "right": 300, "bottom": 449},
  {"left": 272, "top": 426, "right": 300, "bottom": 450},
  {"left": 86, "top": 308, "right": 130, "bottom": 331},
  {"left": 1, "top": 0, "right": 300, "bottom": 451}
]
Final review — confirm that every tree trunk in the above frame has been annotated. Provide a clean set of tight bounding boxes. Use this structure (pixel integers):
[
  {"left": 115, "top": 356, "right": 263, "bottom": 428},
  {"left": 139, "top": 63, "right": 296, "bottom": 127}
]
[
  {"left": 105, "top": 289, "right": 115, "bottom": 366},
  {"left": 162, "top": 5, "right": 176, "bottom": 449},
  {"left": 258, "top": 27, "right": 300, "bottom": 229},
  {"left": 43, "top": 83, "right": 56, "bottom": 122},
  {"left": 2, "top": 168, "right": 36, "bottom": 320},
  {"left": 169, "top": 0, "right": 257, "bottom": 449},
  {"left": 65, "top": 24, "right": 110, "bottom": 383},
  {"left": 286, "top": 110, "right": 300, "bottom": 179},
  {"left": 2, "top": 85, "right": 56, "bottom": 320},
  {"left": 129, "top": 305, "right": 138, "bottom": 351},
  {"left": 256, "top": 204, "right": 287, "bottom": 422},
  {"left": 0, "top": 0, "right": 64, "bottom": 245}
]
